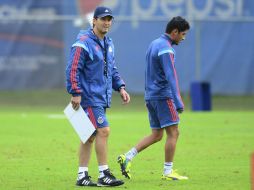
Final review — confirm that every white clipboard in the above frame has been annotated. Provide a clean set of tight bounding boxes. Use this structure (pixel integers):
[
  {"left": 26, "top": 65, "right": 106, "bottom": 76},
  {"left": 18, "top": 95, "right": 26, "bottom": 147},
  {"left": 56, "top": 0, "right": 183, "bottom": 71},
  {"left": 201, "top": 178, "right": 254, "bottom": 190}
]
[{"left": 64, "top": 103, "right": 96, "bottom": 143}]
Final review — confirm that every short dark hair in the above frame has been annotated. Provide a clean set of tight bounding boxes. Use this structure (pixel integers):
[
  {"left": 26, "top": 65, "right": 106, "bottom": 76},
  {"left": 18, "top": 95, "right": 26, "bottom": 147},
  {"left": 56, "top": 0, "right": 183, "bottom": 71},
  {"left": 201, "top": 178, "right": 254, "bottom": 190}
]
[{"left": 165, "top": 16, "right": 190, "bottom": 34}]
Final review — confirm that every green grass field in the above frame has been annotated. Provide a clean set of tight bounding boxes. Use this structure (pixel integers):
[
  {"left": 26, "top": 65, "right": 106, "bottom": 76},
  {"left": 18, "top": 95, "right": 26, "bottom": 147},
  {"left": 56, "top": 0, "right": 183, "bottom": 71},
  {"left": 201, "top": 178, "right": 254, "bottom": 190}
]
[{"left": 0, "top": 90, "right": 253, "bottom": 190}]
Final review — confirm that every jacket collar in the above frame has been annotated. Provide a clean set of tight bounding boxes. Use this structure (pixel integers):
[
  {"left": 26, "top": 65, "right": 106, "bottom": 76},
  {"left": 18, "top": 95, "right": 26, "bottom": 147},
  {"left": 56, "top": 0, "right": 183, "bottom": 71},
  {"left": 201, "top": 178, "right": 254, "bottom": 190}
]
[
  {"left": 87, "top": 28, "right": 110, "bottom": 44},
  {"left": 161, "top": 33, "right": 173, "bottom": 46}
]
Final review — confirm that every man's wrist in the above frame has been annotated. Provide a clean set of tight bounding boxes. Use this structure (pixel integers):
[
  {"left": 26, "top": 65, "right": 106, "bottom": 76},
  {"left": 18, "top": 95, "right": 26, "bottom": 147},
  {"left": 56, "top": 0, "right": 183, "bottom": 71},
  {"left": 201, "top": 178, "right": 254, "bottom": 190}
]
[
  {"left": 118, "top": 86, "right": 125, "bottom": 91},
  {"left": 72, "top": 93, "right": 81, "bottom": 97}
]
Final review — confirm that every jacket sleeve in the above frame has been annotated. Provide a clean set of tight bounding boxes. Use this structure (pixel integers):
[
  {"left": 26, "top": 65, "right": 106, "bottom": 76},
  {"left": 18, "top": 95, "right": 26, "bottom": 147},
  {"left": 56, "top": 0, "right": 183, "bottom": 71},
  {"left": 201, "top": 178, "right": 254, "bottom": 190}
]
[
  {"left": 111, "top": 58, "right": 125, "bottom": 91},
  {"left": 109, "top": 42, "right": 125, "bottom": 91},
  {"left": 159, "top": 50, "right": 184, "bottom": 110},
  {"left": 66, "top": 46, "right": 86, "bottom": 96}
]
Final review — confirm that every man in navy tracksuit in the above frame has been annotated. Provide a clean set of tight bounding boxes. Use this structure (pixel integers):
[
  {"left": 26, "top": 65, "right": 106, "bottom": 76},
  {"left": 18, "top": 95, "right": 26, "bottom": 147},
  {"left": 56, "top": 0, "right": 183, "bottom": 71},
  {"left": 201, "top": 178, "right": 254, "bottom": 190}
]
[
  {"left": 66, "top": 6, "right": 130, "bottom": 187},
  {"left": 118, "top": 16, "right": 190, "bottom": 181}
]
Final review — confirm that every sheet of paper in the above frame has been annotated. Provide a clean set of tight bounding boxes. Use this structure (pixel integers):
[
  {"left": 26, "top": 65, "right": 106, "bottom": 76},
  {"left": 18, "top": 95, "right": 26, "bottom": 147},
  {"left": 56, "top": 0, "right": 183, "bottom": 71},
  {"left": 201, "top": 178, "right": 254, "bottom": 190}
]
[{"left": 64, "top": 103, "right": 96, "bottom": 143}]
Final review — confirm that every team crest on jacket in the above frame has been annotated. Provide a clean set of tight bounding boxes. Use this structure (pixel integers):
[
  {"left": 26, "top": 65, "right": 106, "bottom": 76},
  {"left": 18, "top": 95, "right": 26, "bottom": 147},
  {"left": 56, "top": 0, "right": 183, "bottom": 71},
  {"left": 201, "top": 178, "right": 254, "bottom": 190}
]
[
  {"left": 97, "top": 116, "right": 104, "bottom": 124},
  {"left": 95, "top": 45, "right": 100, "bottom": 51},
  {"left": 108, "top": 46, "right": 113, "bottom": 52}
]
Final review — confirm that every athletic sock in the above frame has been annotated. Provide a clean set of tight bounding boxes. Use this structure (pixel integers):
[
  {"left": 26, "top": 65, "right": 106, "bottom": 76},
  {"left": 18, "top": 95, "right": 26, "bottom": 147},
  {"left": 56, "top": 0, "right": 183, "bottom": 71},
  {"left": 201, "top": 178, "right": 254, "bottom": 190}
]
[
  {"left": 98, "top": 165, "right": 109, "bottom": 178},
  {"left": 163, "top": 162, "right": 173, "bottom": 175},
  {"left": 125, "top": 147, "right": 138, "bottom": 161},
  {"left": 77, "top": 167, "right": 88, "bottom": 180}
]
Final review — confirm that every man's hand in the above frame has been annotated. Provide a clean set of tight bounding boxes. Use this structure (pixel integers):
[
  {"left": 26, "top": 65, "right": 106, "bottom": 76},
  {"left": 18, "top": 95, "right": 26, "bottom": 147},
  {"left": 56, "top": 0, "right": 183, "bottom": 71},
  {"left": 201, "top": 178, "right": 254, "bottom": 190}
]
[
  {"left": 71, "top": 96, "right": 81, "bottom": 110},
  {"left": 120, "top": 88, "right": 130, "bottom": 105}
]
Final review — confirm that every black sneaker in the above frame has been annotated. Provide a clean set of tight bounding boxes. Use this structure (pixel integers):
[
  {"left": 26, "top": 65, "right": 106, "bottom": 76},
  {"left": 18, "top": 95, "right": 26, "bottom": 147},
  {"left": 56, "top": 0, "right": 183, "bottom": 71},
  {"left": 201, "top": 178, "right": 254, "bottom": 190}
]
[
  {"left": 97, "top": 169, "right": 124, "bottom": 187},
  {"left": 76, "top": 171, "right": 97, "bottom": 186}
]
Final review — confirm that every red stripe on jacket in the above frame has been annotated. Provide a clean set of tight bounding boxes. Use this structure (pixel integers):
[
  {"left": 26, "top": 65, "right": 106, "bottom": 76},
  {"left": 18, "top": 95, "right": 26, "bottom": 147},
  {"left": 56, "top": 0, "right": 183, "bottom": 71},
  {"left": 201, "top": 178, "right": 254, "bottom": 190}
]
[
  {"left": 167, "top": 42, "right": 184, "bottom": 108},
  {"left": 70, "top": 47, "right": 82, "bottom": 93}
]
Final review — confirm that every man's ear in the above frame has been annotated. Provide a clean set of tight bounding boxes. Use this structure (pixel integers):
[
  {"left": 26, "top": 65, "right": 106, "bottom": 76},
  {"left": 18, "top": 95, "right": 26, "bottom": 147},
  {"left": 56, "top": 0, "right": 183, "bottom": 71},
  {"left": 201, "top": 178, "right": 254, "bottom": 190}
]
[
  {"left": 92, "top": 18, "right": 96, "bottom": 28},
  {"left": 172, "top": 29, "right": 179, "bottom": 34},
  {"left": 170, "top": 29, "right": 178, "bottom": 39}
]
